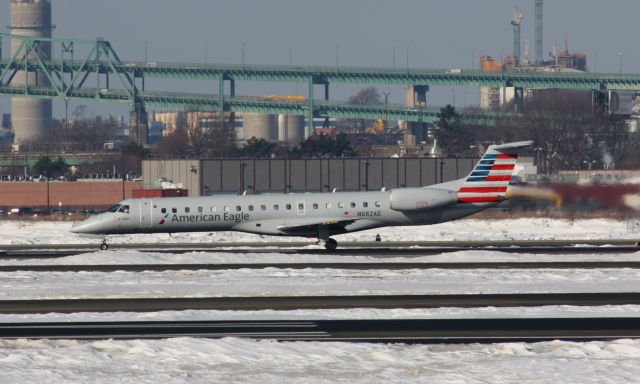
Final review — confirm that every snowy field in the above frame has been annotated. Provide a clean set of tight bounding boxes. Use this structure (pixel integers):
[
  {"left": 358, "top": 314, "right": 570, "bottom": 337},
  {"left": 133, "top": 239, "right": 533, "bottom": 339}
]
[
  {"left": 3, "top": 263, "right": 640, "bottom": 300},
  {"left": 1, "top": 337, "right": 639, "bottom": 384},
  {"left": 1, "top": 217, "right": 639, "bottom": 246},
  {"left": 1, "top": 218, "right": 640, "bottom": 383}
]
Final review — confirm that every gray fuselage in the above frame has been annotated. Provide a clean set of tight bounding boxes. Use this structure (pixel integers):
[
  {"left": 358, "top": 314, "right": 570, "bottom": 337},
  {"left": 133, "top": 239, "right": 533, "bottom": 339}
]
[{"left": 72, "top": 189, "right": 485, "bottom": 237}]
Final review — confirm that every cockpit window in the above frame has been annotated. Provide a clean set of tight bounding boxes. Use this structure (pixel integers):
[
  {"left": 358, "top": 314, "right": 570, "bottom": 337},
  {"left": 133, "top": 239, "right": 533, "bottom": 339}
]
[
  {"left": 118, "top": 205, "right": 130, "bottom": 214},
  {"left": 107, "top": 204, "right": 121, "bottom": 213}
]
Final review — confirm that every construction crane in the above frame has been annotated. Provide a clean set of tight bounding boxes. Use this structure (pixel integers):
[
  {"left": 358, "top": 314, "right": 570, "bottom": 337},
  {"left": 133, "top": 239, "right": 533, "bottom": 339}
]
[
  {"left": 511, "top": 7, "right": 523, "bottom": 64},
  {"left": 535, "top": 0, "right": 543, "bottom": 64}
]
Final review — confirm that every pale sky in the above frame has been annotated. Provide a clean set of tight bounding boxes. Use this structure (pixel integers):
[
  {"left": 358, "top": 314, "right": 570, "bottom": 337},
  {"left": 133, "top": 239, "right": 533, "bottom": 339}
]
[{"left": 1, "top": 0, "right": 638, "bottom": 118}]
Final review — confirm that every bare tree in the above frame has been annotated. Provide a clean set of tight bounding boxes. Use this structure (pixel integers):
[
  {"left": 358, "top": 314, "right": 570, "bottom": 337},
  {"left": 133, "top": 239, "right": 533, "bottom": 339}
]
[
  {"left": 485, "top": 90, "right": 626, "bottom": 173},
  {"left": 163, "top": 110, "right": 238, "bottom": 158},
  {"left": 337, "top": 87, "right": 383, "bottom": 133},
  {"left": 25, "top": 118, "right": 116, "bottom": 153}
]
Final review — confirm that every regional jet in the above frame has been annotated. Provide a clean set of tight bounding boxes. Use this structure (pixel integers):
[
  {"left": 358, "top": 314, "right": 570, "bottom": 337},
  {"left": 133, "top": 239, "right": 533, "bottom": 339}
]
[{"left": 71, "top": 141, "right": 532, "bottom": 250}]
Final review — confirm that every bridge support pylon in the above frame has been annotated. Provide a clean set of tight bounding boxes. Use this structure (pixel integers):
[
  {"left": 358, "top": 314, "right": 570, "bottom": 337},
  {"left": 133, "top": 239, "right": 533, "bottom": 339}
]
[{"left": 130, "top": 99, "right": 148, "bottom": 145}]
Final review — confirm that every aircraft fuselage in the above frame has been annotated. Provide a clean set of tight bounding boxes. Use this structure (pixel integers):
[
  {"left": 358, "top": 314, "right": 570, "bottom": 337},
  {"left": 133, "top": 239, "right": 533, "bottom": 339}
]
[{"left": 73, "top": 189, "right": 483, "bottom": 237}]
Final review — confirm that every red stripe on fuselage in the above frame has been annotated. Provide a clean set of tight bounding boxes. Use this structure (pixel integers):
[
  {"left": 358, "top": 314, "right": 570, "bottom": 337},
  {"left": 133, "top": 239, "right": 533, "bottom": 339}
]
[
  {"left": 458, "top": 186, "right": 508, "bottom": 193},
  {"left": 457, "top": 196, "right": 501, "bottom": 203}
]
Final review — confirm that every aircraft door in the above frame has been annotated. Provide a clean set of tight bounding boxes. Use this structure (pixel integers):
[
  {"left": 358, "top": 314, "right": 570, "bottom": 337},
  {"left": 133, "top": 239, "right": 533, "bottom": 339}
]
[
  {"left": 296, "top": 201, "right": 306, "bottom": 215},
  {"left": 139, "top": 200, "right": 153, "bottom": 227}
]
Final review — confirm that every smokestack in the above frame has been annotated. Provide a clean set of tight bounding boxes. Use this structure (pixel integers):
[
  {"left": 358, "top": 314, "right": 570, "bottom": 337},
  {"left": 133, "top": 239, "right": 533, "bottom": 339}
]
[{"left": 10, "top": 0, "right": 54, "bottom": 144}]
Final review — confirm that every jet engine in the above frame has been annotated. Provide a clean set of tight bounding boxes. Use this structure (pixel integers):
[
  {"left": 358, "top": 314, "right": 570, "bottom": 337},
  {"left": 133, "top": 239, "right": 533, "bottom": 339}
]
[{"left": 389, "top": 188, "right": 458, "bottom": 211}]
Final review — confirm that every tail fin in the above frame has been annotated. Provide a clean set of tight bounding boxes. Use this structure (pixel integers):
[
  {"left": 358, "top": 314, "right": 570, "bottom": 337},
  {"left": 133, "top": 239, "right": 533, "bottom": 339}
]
[{"left": 457, "top": 141, "right": 532, "bottom": 204}]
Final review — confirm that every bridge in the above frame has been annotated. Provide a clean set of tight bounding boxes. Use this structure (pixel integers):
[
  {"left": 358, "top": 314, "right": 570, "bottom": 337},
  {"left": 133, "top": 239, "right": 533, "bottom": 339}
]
[{"left": 1, "top": 33, "right": 639, "bottom": 143}]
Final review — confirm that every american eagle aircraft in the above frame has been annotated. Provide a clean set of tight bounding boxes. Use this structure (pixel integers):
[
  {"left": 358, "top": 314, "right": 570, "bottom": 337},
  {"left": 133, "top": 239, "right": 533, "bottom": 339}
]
[{"left": 71, "top": 141, "right": 532, "bottom": 250}]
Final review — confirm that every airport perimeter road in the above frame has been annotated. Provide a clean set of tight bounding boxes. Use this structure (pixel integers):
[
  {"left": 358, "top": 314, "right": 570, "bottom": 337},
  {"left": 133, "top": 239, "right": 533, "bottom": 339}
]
[
  {"left": 1, "top": 318, "right": 639, "bottom": 343},
  {"left": 3, "top": 261, "right": 640, "bottom": 273},
  {"left": 3, "top": 293, "right": 640, "bottom": 314}
]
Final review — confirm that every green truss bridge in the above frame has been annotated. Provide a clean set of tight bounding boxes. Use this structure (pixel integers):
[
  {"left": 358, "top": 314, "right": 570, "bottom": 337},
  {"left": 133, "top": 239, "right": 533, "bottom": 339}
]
[{"left": 1, "top": 33, "right": 639, "bottom": 143}]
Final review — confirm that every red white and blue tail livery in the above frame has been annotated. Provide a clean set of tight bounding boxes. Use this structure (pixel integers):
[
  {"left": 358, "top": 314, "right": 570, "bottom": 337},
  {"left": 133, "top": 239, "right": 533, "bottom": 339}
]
[{"left": 457, "top": 141, "right": 532, "bottom": 204}]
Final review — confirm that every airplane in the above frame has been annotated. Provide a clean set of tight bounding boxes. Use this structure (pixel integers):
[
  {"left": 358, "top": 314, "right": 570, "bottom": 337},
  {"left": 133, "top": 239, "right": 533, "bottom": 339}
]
[{"left": 71, "top": 141, "right": 532, "bottom": 250}]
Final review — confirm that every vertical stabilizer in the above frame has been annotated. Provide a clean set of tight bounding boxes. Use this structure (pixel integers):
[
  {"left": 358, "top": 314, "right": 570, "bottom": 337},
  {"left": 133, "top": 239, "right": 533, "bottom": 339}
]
[{"left": 457, "top": 141, "right": 532, "bottom": 203}]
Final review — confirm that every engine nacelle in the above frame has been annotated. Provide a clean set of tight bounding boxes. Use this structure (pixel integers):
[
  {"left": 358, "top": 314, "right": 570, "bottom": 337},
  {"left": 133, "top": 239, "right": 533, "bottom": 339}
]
[{"left": 389, "top": 187, "right": 458, "bottom": 211}]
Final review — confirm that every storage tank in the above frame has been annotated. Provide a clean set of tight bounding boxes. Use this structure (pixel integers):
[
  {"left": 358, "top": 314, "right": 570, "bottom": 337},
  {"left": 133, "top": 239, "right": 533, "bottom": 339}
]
[
  {"left": 278, "top": 114, "right": 305, "bottom": 145},
  {"left": 242, "top": 113, "right": 277, "bottom": 141},
  {"left": 10, "top": 0, "right": 54, "bottom": 144}
]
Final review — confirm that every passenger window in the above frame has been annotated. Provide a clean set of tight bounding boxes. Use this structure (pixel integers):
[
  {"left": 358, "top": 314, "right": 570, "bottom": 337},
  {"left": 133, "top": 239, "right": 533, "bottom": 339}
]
[
  {"left": 350, "top": 202, "right": 356, "bottom": 208},
  {"left": 261, "top": 204, "right": 267, "bottom": 211},
  {"left": 185, "top": 207, "right": 190, "bottom": 213},
  {"left": 198, "top": 207, "right": 203, "bottom": 213},
  {"left": 236, "top": 205, "right": 242, "bottom": 212},
  {"left": 298, "top": 203, "right": 304, "bottom": 210},
  {"left": 224, "top": 206, "right": 230, "bottom": 212},
  {"left": 326, "top": 203, "right": 332, "bottom": 209},
  {"left": 161, "top": 208, "right": 166, "bottom": 214},
  {"left": 338, "top": 202, "right": 345, "bottom": 208},
  {"left": 286, "top": 204, "right": 292, "bottom": 210},
  {"left": 375, "top": 201, "right": 381, "bottom": 208},
  {"left": 172, "top": 208, "right": 177, "bottom": 213},
  {"left": 210, "top": 206, "right": 217, "bottom": 213},
  {"left": 274, "top": 204, "right": 279, "bottom": 211},
  {"left": 248, "top": 205, "right": 254, "bottom": 211},
  {"left": 363, "top": 202, "right": 368, "bottom": 208},
  {"left": 313, "top": 203, "right": 319, "bottom": 209}
]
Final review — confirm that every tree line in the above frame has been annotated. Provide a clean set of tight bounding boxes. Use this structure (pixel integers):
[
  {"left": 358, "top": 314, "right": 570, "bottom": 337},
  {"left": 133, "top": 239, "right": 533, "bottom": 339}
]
[{"left": 433, "top": 90, "right": 640, "bottom": 172}]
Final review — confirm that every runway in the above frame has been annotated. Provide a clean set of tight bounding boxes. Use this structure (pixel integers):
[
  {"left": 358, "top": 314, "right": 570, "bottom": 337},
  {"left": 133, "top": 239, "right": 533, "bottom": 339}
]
[
  {"left": 0, "top": 239, "right": 638, "bottom": 259},
  {"left": 2, "top": 293, "right": 640, "bottom": 314},
  {"left": 2, "top": 261, "right": 640, "bottom": 273},
  {"left": 1, "top": 318, "right": 639, "bottom": 343}
]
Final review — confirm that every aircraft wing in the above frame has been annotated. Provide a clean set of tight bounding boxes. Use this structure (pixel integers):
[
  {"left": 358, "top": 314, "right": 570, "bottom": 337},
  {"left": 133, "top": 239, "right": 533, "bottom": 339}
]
[{"left": 276, "top": 217, "right": 359, "bottom": 236}]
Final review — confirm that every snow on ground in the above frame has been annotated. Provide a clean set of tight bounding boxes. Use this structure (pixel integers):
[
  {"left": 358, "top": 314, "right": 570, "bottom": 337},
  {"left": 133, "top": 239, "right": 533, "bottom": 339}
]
[
  {"left": 2, "top": 218, "right": 640, "bottom": 383},
  {"left": 4, "top": 248, "right": 640, "bottom": 266},
  {"left": 1, "top": 337, "right": 639, "bottom": 384},
  {"left": 1, "top": 217, "right": 639, "bottom": 246},
  {"left": 2, "top": 266, "right": 640, "bottom": 300}
]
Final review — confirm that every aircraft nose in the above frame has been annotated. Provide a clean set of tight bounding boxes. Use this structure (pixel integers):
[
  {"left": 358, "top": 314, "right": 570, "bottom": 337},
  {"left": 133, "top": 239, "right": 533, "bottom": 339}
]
[
  {"left": 70, "top": 216, "right": 109, "bottom": 235},
  {"left": 70, "top": 219, "right": 93, "bottom": 234}
]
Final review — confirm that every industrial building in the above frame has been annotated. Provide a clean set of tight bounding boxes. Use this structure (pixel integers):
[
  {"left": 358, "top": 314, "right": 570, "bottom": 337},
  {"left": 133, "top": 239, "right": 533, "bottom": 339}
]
[
  {"left": 148, "top": 110, "right": 306, "bottom": 145},
  {"left": 10, "top": 0, "right": 53, "bottom": 144},
  {"left": 141, "top": 157, "right": 485, "bottom": 197},
  {"left": 479, "top": 1, "right": 589, "bottom": 111}
]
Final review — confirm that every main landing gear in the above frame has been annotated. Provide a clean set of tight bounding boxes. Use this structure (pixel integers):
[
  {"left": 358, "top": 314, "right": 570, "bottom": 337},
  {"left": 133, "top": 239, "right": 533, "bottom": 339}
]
[
  {"left": 323, "top": 238, "right": 338, "bottom": 251},
  {"left": 100, "top": 239, "right": 109, "bottom": 251}
]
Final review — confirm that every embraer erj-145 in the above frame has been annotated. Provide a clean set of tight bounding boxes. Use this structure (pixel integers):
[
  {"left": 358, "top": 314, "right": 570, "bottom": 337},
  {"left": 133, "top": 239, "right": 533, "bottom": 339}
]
[{"left": 71, "top": 141, "right": 532, "bottom": 250}]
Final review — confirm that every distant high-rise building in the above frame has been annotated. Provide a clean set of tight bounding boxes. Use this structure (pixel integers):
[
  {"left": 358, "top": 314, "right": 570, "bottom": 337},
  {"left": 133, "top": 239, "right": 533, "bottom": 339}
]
[
  {"left": 478, "top": 56, "right": 515, "bottom": 110},
  {"left": 554, "top": 34, "right": 587, "bottom": 71}
]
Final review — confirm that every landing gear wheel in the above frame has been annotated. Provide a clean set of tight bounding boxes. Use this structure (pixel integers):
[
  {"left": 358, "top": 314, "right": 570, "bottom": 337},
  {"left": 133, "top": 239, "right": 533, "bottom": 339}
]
[
  {"left": 324, "top": 238, "right": 338, "bottom": 251},
  {"left": 100, "top": 240, "right": 109, "bottom": 251}
]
